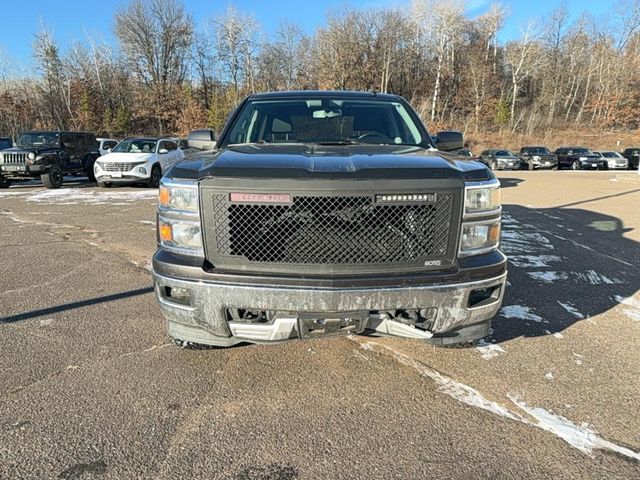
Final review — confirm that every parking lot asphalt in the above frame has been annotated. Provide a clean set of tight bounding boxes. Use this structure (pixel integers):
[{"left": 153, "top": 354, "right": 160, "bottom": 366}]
[{"left": 0, "top": 171, "right": 639, "bottom": 479}]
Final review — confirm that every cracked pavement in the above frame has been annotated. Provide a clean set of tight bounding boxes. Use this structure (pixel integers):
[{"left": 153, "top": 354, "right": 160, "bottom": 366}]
[{"left": 0, "top": 172, "right": 639, "bottom": 479}]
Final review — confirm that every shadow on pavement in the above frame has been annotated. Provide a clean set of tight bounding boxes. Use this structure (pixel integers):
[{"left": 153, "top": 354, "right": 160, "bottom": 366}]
[
  {"left": 0, "top": 286, "right": 154, "bottom": 324},
  {"left": 492, "top": 204, "right": 639, "bottom": 343},
  {"left": 498, "top": 177, "right": 524, "bottom": 189}
]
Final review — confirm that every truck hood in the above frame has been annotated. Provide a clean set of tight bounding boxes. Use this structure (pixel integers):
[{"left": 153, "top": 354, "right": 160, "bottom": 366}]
[
  {"left": 169, "top": 144, "right": 492, "bottom": 182},
  {"left": 5, "top": 146, "right": 60, "bottom": 155}
]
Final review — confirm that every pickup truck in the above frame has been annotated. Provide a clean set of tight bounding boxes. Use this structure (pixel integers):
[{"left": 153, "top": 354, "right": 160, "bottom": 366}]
[{"left": 152, "top": 91, "right": 506, "bottom": 348}]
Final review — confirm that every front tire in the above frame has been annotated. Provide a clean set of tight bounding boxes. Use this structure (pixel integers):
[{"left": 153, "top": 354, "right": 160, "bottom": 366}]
[
  {"left": 147, "top": 164, "right": 161, "bottom": 188},
  {"left": 490, "top": 160, "right": 497, "bottom": 171},
  {"left": 41, "top": 165, "right": 64, "bottom": 189},
  {"left": 0, "top": 176, "right": 11, "bottom": 189},
  {"left": 571, "top": 160, "right": 580, "bottom": 170}
]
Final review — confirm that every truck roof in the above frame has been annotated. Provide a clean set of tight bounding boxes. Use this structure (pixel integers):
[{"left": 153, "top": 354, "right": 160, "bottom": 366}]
[{"left": 248, "top": 90, "right": 401, "bottom": 101}]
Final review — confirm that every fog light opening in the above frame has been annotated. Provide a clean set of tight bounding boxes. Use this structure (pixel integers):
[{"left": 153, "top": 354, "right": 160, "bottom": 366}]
[
  {"left": 468, "top": 285, "right": 501, "bottom": 308},
  {"left": 384, "top": 307, "right": 438, "bottom": 330},
  {"left": 163, "top": 286, "right": 192, "bottom": 306},
  {"left": 225, "top": 308, "right": 270, "bottom": 324}
]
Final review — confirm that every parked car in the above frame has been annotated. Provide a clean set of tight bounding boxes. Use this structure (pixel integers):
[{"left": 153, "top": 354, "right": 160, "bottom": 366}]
[
  {"left": 478, "top": 149, "right": 521, "bottom": 170},
  {"left": 593, "top": 151, "right": 628, "bottom": 170},
  {"left": 0, "top": 137, "right": 12, "bottom": 150},
  {"left": 621, "top": 147, "right": 640, "bottom": 170},
  {"left": 518, "top": 146, "right": 557, "bottom": 170},
  {"left": 454, "top": 148, "right": 474, "bottom": 158},
  {"left": 94, "top": 137, "right": 184, "bottom": 188},
  {"left": 96, "top": 137, "right": 119, "bottom": 156},
  {"left": 152, "top": 90, "right": 506, "bottom": 349},
  {"left": 0, "top": 131, "right": 100, "bottom": 189},
  {"left": 554, "top": 147, "right": 604, "bottom": 170}
]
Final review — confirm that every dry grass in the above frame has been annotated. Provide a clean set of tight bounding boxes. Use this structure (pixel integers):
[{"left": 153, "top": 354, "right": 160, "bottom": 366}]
[{"left": 464, "top": 128, "right": 640, "bottom": 155}]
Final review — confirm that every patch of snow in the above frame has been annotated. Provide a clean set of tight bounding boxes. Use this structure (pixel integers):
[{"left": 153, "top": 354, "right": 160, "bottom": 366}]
[
  {"left": 526, "top": 271, "right": 568, "bottom": 283},
  {"left": 573, "top": 353, "right": 584, "bottom": 366},
  {"left": 499, "top": 305, "right": 543, "bottom": 322},
  {"left": 509, "top": 255, "right": 562, "bottom": 268},
  {"left": 139, "top": 220, "right": 155, "bottom": 225},
  {"left": 25, "top": 188, "right": 157, "bottom": 205},
  {"left": 545, "top": 372, "right": 554, "bottom": 380},
  {"left": 508, "top": 395, "right": 640, "bottom": 460},
  {"left": 614, "top": 295, "right": 640, "bottom": 309},
  {"left": 40, "top": 318, "right": 54, "bottom": 326},
  {"left": 354, "top": 339, "right": 640, "bottom": 462},
  {"left": 557, "top": 301, "right": 584, "bottom": 319},
  {"left": 553, "top": 332, "right": 564, "bottom": 339},
  {"left": 475, "top": 339, "right": 506, "bottom": 359},
  {"left": 622, "top": 309, "right": 640, "bottom": 322},
  {"left": 576, "top": 270, "right": 622, "bottom": 285}
]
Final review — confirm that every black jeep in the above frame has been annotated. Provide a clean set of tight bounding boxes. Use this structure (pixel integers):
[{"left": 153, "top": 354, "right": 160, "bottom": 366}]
[
  {"left": 0, "top": 131, "right": 100, "bottom": 189},
  {"left": 621, "top": 147, "right": 640, "bottom": 170}
]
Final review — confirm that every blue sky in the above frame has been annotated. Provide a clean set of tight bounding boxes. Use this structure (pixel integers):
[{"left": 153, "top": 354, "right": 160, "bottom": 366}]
[{"left": 0, "top": 0, "right": 617, "bottom": 68}]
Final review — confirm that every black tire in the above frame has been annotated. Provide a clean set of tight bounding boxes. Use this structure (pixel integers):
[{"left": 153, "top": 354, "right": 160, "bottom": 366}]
[
  {"left": 571, "top": 160, "right": 580, "bottom": 170},
  {"left": 490, "top": 160, "right": 497, "bottom": 171},
  {"left": 41, "top": 165, "right": 64, "bottom": 189},
  {"left": 97, "top": 181, "right": 113, "bottom": 188},
  {"left": 439, "top": 340, "right": 479, "bottom": 349},
  {"left": 147, "top": 164, "right": 161, "bottom": 188},
  {"left": 0, "top": 176, "right": 11, "bottom": 189},
  {"left": 85, "top": 160, "right": 97, "bottom": 182}
]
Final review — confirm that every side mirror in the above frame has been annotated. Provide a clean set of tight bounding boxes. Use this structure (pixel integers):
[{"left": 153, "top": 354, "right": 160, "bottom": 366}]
[
  {"left": 106, "top": 148, "right": 112, "bottom": 153},
  {"left": 159, "top": 148, "right": 169, "bottom": 154},
  {"left": 435, "top": 131, "right": 463, "bottom": 152}
]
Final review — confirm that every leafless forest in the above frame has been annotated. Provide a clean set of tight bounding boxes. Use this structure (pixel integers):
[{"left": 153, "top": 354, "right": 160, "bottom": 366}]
[{"left": 1, "top": 0, "right": 639, "bottom": 150}]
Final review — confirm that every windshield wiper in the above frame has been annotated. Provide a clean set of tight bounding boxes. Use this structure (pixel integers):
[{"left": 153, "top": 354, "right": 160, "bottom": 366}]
[{"left": 313, "top": 140, "right": 364, "bottom": 146}]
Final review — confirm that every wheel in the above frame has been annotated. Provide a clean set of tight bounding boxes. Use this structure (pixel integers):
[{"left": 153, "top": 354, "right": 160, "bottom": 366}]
[
  {"left": 490, "top": 160, "right": 497, "bottom": 171},
  {"left": 85, "top": 160, "right": 97, "bottom": 182},
  {"left": 41, "top": 165, "right": 64, "bottom": 189},
  {"left": 97, "top": 181, "right": 113, "bottom": 188},
  {"left": 147, "top": 164, "right": 161, "bottom": 188},
  {"left": 528, "top": 160, "right": 534, "bottom": 171},
  {"left": 0, "top": 176, "right": 11, "bottom": 189},
  {"left": 571, "top": 160, "right": 580, "bottom": 170}
]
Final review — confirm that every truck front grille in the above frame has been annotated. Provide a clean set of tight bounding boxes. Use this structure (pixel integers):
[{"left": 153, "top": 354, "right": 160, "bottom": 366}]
[
  {"left": 0, "top": 152, "right": 27, "bottom": 165},
  {"left": 210, "top": 193, "right": 455, "bottom": 267}
]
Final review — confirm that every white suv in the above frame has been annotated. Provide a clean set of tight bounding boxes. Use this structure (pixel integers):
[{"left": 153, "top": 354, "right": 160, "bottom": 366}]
[
  {"left": 96, "top": 138, "right": 119, "bottom": 156},
  {"left": 94, "top": 138, "right": 184, "bottom": 188}
]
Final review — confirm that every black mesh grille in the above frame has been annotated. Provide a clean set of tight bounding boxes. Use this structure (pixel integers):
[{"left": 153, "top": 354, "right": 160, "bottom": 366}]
[{"left": 211, "top": 193, "right": 455, "bottom": 266}]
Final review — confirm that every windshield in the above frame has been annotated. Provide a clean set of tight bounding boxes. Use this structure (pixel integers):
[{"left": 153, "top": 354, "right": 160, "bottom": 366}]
[
  {"left": 603, "top": 152, "right": 621, "bottom": 158},
  {"left": 572, "top": 148, "right": 592, "bottom": 154},
  {"left": 495, "top": 150, "right": 514, "bottom": 156},
  {"left": 0, "top": 139, "right": 11, "bottom": 150},
  {"left": 526, "top": 147, "right": 550, "bottom": 154},
  {"left": 111, "top": 139, "right": 157, "bottom": 154},
  {"left": 225, "top": 98, "right": 424, "bottom": 146},
  {"left": 18, "top": 132, "right": 60, "bottom": 147}
]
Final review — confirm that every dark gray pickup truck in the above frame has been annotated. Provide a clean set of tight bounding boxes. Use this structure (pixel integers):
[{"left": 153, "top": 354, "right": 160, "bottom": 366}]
[{"left": 152, "top": 91, "right": 506, "bottom": 348}]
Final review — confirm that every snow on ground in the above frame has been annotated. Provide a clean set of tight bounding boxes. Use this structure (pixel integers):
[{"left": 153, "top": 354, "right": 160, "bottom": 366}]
[
  {"left": 508, "top": 255, "right": 563, "bottom": 268},
  {"left": 354, "top": 339, "right": 640, "bottom": 462},
  {"left": 526, "top": 271, "right": 568, "bottom": 283},
  {"left": 499, "top": 305, "right": 543, "bottom": 322},
  {"left": 26, "top": 189, "right": 157, "bottom": 204},
  {"left": 557, "top": 301, "right": 585, "bottom": 319},
  {"left": 613, "top": 295, "right": 640, "bottom": 322},
  {"left": 475, "top": 339, "right": 506, "bottom": 359}
]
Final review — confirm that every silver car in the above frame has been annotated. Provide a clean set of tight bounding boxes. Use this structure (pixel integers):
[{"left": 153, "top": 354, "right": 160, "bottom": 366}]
[
  {"left": 594, "top": 151, "right": 628, "bottom": 170},
  {"left": 479, "top": 149, "right": 521, "bottom": 170}
]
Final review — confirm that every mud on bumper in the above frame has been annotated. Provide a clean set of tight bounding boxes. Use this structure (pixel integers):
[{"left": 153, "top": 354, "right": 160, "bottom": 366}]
[{"left": 152, "top": 268, "right": 507, "bottom": 347}]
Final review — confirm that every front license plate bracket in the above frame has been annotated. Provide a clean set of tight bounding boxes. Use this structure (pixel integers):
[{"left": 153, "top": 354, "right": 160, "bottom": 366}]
[{"left": 297, "top": 312, "right": 368, "bottom": 339}]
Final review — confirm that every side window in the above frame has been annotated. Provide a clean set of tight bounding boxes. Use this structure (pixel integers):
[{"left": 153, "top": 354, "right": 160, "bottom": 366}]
[
  {"left": 74, "top": 133, "right": 85, "bottom": 148},
  {"left": 158, "top": 141, "right": 168, "bottom": 152},
  {"left": 61, "top": 133, "right": 74, "bottom": 148},
  {"left": 166, "top": 141, "right": 177, "bottom": 151}
]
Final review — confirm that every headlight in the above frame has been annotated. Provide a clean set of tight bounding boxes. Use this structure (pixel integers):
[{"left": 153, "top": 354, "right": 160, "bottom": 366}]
[
  {"left": 460, "top": 220, "right": 501, "bottom": 256},
  {"left": 27, "top": 152, "right": 36, "bottom": 160},
  {"left": 532, "top": 155, "right": 540, "bottom": 160},
  {"left": 159, "top": 181, "right": 199, "bottom": 213},
  {"left": 157, "top": 179, "right": 202, "bottom": 256},
  {"left": 158, "top": 218, "right": 203, "bottom": 253},
  {"left": 464, "top": 181, "right": 501, "bottom": 217}
]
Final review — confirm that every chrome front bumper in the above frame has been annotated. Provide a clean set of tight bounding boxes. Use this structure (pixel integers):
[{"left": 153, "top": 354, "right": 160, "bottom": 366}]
[{"left": 153, "top": 271, "right": 507, "bottom": 347}]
